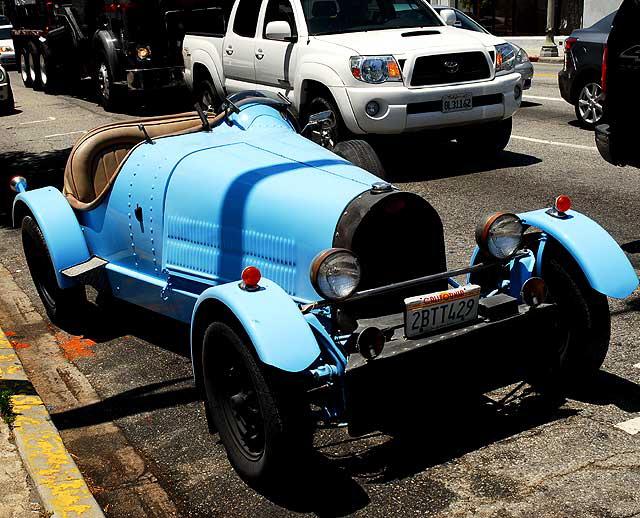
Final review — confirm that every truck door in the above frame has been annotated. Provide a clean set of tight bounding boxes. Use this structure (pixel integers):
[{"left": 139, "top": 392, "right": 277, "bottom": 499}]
[
  {"left": 223, "top": 0, "right": 261, "bottom": 92},
  {"left": 254, "top": 0, "right": 299, "bottom": 96}
]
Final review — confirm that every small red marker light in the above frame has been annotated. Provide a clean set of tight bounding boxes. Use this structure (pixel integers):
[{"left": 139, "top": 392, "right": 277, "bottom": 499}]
[
  {"left": 555, "top": 195, "right": 572, "bottom": 213},
  {"left": 241, "top": 266, "right": 261, "bottom": 289}
]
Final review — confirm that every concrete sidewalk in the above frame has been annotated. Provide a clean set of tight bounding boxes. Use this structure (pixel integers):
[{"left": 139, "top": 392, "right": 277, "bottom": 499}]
[{"left": 0, "top": 327, "right": 105, "bottom": 518}]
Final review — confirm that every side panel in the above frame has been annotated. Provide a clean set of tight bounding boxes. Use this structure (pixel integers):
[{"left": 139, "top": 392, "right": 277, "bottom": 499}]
[
  {"left": 519, "top": 208, "right": 638, "bottom": 299},
  {"left": 13, "top": 188, "right": 90, "bottom": 289},
  {"left": 192, "top": 278, "right": 321, "bottom": 373}
]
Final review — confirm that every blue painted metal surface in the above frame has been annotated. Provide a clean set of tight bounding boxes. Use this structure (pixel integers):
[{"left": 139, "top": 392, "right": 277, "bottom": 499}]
[
  {"left": 13, "top": 188, "right": 90, "bottom": 289},
  {"left": 192, "top": 278, "right": 321, "bottom": 373},
  {"left": 507, "top": 250, "right": 535, "bottom": 300},
  {"left": 519, "top": 209, "right": 638, "bottom": 299}
]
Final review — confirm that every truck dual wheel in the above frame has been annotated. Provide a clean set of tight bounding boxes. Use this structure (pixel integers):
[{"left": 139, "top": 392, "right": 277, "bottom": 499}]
[
  {"left": 28, "top": 43, "right": 42, "bottom": 89},
  {"left": 19, "top": 48, "right": 32, "bottom": 87},
  {"left": 201, "top": 322, "right": 311, "bottom": 485},
  {"left": 21, "top": 216, "right": 87, "bottom": 323},
  {"left": 333, "top": 139, "right": 387, "bottom": 180},
  {"left": 457, "top": 117, "right": 512, "bottom": 157}
]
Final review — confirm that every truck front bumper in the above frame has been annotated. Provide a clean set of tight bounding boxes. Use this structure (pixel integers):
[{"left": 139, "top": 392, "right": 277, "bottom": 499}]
[
  {"left": 345, "top": 302, "right": 559, "bottom": 436},
  {"left": 126, "top": 66, "right": 185, "bottom": 91},
  {"left": 340, "top": 72, "right": 522, "bottom": 134}
]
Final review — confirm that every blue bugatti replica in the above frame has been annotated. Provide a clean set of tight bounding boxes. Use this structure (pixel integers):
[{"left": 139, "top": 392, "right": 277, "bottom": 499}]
[{"left": 11, "top": 92, "right": 638, "bottom": 485}]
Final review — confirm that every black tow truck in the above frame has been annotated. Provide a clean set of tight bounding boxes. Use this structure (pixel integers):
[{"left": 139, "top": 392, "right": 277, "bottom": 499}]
[{"left": 6, "top": 0, "right": 188, "bottom": 110}]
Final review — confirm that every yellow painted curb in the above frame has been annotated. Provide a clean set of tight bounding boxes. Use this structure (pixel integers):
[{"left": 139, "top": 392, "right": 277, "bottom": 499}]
[{"left": 0, "top": 327, "right": 105, "bottom": 518}]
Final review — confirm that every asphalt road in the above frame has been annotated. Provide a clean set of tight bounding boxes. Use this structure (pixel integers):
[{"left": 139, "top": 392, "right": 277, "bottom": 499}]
[{"left": 0, "top": 63, "right": 639, "bottom": 517}]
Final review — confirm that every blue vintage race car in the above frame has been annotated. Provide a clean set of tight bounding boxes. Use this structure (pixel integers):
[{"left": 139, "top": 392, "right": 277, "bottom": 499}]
[{"left": 11, "top": 92, "right": 638, "bottom": 486}]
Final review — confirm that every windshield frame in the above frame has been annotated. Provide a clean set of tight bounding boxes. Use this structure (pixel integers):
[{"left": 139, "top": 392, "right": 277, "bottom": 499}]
[{"left": 302, "top": 0, "right": 444, "bottom": 37}]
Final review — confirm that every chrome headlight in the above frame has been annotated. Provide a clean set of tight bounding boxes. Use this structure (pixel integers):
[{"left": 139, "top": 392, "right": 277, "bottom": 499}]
[
  {"left": 0, "top": 46, "right": 13, "bottom": 52},
  {"left": 350, "top": 56, "right": 402, "bottom": 84},
  {"left": 494, "top": 43, "right": 516, "bottom": 75},
  {"left": 475, "top": 212, "right": 524, "bottom": 260},
  {"left": 310, "top": 248, "right": 361, "bottom": 301}
]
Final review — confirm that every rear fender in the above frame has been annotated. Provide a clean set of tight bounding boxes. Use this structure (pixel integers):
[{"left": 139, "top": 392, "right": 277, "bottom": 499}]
[
  {"left": 13, "top": 188, "right": 90, "bottom": 289},
  {"left": 520, "top": 208, "right": 638, "bottom": 299},
  {"left": 191, "top": 278, "right": 321, "bottom": 375}
]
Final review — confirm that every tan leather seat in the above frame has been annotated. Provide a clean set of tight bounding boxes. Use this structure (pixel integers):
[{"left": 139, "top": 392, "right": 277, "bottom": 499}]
[{"left": 63, "top": 112, "right": 206, "bottom": 211}]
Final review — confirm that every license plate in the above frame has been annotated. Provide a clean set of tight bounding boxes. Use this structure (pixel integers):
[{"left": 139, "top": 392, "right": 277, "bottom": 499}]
[
  {"left": 442, "top": 93, "right": 473, "bottom": 113},
  {"left": 404, "top": 284, "right": 481, "bottom": 339}
]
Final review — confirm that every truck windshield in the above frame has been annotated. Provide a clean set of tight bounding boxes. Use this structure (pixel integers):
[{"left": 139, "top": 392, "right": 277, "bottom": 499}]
[{"left": 303, "top": 0, "right": 442, "bottom": 36}]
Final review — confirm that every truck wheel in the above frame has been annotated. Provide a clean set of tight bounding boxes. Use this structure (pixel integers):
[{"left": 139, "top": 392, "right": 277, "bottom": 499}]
[
  {"left": 574, "top": 80, "right": 604, "bottom": 129},
  {"left": 201, "top": 322, "right": 311, "bottom": 486},
  {"left": 18, "top": 48, "right": 32, "bottom": 87},
  {"left": 195, "top": 79, "right": 220, "bottom": 112},
  {"left": 306, "top": 94, "right": 344, "bottom": 145},
  {"left": 526, "top": 238, "right": 611, "bottom": 393},
  {"left": 333, "top": 139, "right": 387, "bottom": 180},
  {"left": 457, "top": 117, "right": 512, "bottom": 156},
  {"left": 38, "top": 49, "right": 57, "bottom": 93},
  {"left": 96, "top": 56, "right": 122, "bottom": 112},
  {"left": 28, "top": 43, "right": 42, "bottom": 89},
  {"left": 21, "top": 216, "right": 86, "bottom": 323}
]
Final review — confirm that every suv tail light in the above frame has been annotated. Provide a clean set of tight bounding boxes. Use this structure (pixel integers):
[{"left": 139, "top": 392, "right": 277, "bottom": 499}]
[
  {"left": 602, "top": 44, "right": 609, "bottom": 93},
  {"left": 564, "top": 37, "right": 578, "bottom": 52}
]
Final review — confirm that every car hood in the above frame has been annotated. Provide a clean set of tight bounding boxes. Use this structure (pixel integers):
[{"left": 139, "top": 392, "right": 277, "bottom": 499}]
[
  {"left": 0, "top": 38, "right": 12, "bottom": 47},
  {"left": 313, "top": 26, "right": 503, "bottom": 55}
]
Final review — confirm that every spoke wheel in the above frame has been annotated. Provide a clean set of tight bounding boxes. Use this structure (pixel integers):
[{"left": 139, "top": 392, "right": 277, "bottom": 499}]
[{"left": 576, "top": 82, "right": 604, "bottom": 128}]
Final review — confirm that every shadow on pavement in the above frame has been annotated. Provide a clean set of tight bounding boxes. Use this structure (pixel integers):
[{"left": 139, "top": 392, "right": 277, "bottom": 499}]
[{"left": 569, "top": 371, "right": 640, "bottom": 414}]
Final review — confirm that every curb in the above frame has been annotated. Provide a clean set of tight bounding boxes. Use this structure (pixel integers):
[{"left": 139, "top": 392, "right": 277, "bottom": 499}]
[{"left": 0, "top": 326, "right": 105, "bottom": 518}]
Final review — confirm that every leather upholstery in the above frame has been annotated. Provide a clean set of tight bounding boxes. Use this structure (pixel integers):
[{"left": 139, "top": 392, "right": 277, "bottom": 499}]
[{"left": 63, "top": 112, "right": 206, "bottom": 211}]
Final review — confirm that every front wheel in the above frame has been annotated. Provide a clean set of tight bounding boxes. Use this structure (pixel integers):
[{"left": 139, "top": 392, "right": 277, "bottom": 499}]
[
  {"left": 333, "top": 139, "right": 387, "bottom": 180},
  {"left": 194, "top": 79, "right": 220, "bottom": 112},
  {"left": 457, "top": 117, "right": 512, "bottom": 156},
  {"left": 21, "top": 216, "right": 86, "bottom": 323},
  {"left": 305, "top": 94, "right": 344, "bottom": 146},
  {"left": 96, "top": 57, "right": 122, "bottom": 112},
  {"left": 202, "top": 322, "right": 311, "bottom": 486}
]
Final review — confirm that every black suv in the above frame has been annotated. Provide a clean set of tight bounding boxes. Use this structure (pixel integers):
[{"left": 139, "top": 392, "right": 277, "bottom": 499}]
[
  {"left": 559, "top": 12, "right": 615, "bottom": 129},
  {"left": 596, "top": 0, "right": 640, "bottom": 169}
]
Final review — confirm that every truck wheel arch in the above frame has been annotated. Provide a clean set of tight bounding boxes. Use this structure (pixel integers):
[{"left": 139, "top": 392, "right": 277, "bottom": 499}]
[
  {"left": 190, "top": 48, "right": 225, "bottom": 99},
  {"left": 92, "top": 30, "right": 120, "bottom": 81}
]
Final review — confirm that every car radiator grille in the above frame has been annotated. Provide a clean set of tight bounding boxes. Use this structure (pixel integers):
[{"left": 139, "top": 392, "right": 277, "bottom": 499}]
[{"left": 410, "top": 52, "right": 491, "bottom": 87}]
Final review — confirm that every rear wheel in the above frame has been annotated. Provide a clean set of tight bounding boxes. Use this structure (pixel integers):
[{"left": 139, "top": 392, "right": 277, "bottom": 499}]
[
  {"left": 575, "top": 80, "right": 604, "bottom": 129},
  {"left": 334, "top": 139, "right": 387, "bottom": 180},
  {"left": 21, "top": 216, "right": 86, "bottom": 323},
  {"left": 19, "top": 48, "right": 32, "bottom": 87},
  {"left": 195, "top": 79, "right": 220, "bottom": 112},
  {"left": 202, "top": 322, "right": 311, "bottom": 486},
  {"left": 28, "top": 44, "right": 41, "bottom": 89},
  {"left": 38, "top": 49, "right": 57, "bottom": 93},
  {"left": 457, "top": 117, "right": 512, "bottom": 156}
]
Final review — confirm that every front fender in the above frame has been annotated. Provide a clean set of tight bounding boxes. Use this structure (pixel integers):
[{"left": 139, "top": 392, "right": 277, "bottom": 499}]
[
  {"left": 13, "top": 188, "right": 90, "bottom": 289},
  {"left": 191, "top": 278, "right": 321, "bottom": 373},
  {"left": 519, "top": 209, "right": 638, "bottom": 299}
]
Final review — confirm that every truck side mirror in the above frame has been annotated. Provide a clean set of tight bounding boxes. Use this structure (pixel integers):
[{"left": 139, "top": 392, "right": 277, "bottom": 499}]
[
  {"left": 265, "top": 20, "right": 293, "bottom": 41},
  {"left": 440, "top": 9, "right": 457, "bottom": 27}
]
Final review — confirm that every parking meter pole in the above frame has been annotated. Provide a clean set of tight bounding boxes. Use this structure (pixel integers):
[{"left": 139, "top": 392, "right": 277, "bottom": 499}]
[{"left": 541, "top": 0, "right": 559, "bottom": 58}]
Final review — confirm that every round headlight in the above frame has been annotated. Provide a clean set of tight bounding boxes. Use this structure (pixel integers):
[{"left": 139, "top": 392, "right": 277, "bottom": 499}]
[
  {"left": 475, "top": 212, "right": 524, "bottom": 260},
  {"left": 136, "top": 46, "right": 151, "bottom": 60},
  {"left": 310, "top": 248, "right": 361, "bottom": 301}
]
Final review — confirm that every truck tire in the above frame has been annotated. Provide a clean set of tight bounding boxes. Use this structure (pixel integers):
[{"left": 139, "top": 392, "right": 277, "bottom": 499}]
[
  {"left": 202, "top": 322, "right": 311, "bottom": 486},
  {"left": 28, "top": 43, "right": 42, "bottom": 89},
  {"left": 195, "top": 79, "right": 221, "bottom": 112},
  {"left": 306, "top": 94, "right": 344, "bottom": 145},
  {"left": 18, "top": 48, "right": 32, "bottom": 87},
  {"left": 457, "top": 117, "right": 512, "bottom": 157},
  {"left": 333, "top": 139, "right": 387, "bottom": 180},
  {"left": 38, "top": 47, "right": 58, "bottom": 93},
  {"left": 96, "top": 55, "right": 122, "bottom": 112}
]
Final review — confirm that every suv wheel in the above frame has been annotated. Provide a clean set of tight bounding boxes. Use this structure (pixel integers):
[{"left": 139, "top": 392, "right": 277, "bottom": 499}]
[{"left": 575, "top": 81, "right": 604, "bottom": 129}]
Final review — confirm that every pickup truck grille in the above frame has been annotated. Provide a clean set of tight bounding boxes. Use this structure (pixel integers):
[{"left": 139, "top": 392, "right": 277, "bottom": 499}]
[{"left": 410, "top": 52, "right": 491, "bottom": 87}]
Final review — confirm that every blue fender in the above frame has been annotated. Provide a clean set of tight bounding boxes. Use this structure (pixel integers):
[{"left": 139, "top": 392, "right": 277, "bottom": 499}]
[
  {"left": 13, "top": 188, "right": 90, "bottom": 289},
  {"left": 191, "top": 278, "right": 321, "bottom": 373},
  {"left": 519, "top": 209, "right": 638, "bottom": 299}
]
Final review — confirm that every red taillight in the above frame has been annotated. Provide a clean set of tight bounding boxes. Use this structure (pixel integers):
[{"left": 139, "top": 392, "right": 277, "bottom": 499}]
[
  {"left": 555, "top": 195, "right": 572, "bottom": 214},
  {"left": 241, "top": 266, "right": 261, "bottom": 289},
  {"left": 602, "top": 44, "right": 609, "bottom": 93},
  {"left": 564, "top": 37, "right": 578, "bottom": 53}
]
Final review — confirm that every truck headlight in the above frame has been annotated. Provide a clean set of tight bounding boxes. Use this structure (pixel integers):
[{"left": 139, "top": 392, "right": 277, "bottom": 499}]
[
  {"left": 514, "top": 45, "right": 529, "bottom": 64},
  {"left": 310, "top": 248, "right": 361, "bottom": 301},
  {"left": 475, "top": 212, "right": 523, "bottom": 260},
  {"left": 494, "top": 43, "right": 516, "bottom": 75},
  {"left": 350, "top": 56, "right": 402, "bottom": 84},
  {"left": 136, "top": 46, "right": 151, "bottom": 61}
]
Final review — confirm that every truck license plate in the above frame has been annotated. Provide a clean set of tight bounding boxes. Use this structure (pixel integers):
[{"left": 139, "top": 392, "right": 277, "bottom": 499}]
[
  {"left": 404, "top": 284, "right": 481, "bottom": 339},
  {"left": 442, "top": 93, "right": 473, "bottom": 113}
]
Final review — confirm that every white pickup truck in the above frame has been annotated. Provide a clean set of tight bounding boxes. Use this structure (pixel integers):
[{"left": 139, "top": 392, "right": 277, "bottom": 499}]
[{"left": 182, "top": 0, "right": 522, "bottom": 154}]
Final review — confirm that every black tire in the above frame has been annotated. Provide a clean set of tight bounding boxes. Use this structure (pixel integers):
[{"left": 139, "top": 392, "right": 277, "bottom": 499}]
[
  {"left": 21, "top": 216, "right": 86, "bottom": 323},
  {"left": 457, "top": 117, "right": 512, "bottom": 156},
  {"left": 195, "top": 79, "right": 221, "bottom": 112},
  {"left": 574, "top": 79, "right": 604, "bottom": 130},
  {"left": 333, "top": 139, "right": 387, "bottom": 180},
  {"left": 306, "top": 93, "right": 344, "bottom": 145},
  {"left": 28, "top": 43, "right": 42, "bottom": 89},
  {"left": 38, "top": 47, "right": 57, "bottom": 93},
  {"left": 95, "top": 55, "right": 122, "bottom": 112},
  {"left": 18, "top": 47, "right": 32, "bottom": 87},
  {"left": 526, "top": 237, "right": 611, "bottom": 392},
  {"left": 202, "top": 321, "right": 311, "bottom": 486}
]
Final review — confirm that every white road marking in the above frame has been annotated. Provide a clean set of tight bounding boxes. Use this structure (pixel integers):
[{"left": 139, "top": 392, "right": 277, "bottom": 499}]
[
  {"left": 511, "top": 135, "right": 597, "bottom": 151},
  {"left": 19, "top": 117, "right": 56, "bottom": 125},
  {"left": 524, "top": 95, "right": 565, "bottom": 102},
  {"left": 615, "top": 417, "right": 640, "bottom": 435},
  {"left": 44, "top": 130, "right": 86, "bottom": 139}
]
